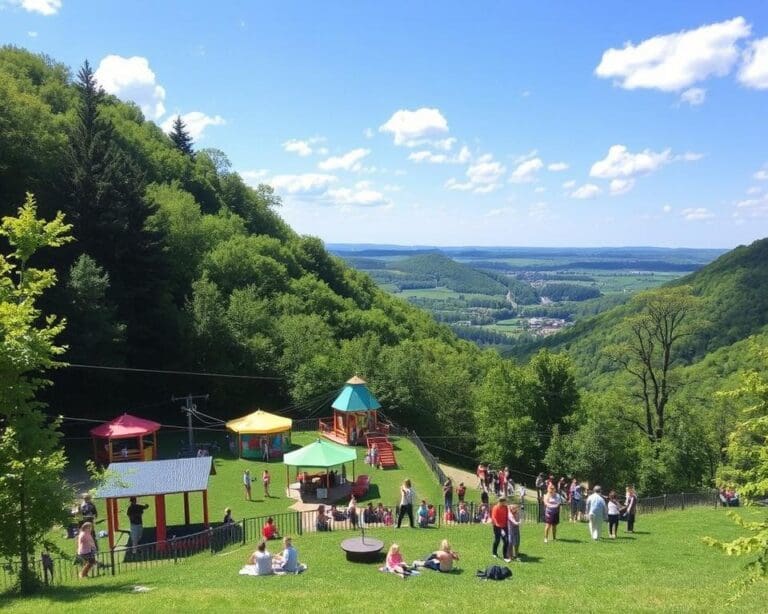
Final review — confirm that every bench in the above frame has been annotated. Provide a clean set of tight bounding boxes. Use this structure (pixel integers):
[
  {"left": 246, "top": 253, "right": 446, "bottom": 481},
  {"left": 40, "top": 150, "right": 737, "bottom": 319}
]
[{"left": 352, "top": 475, "right": 370, "bottom": 498}]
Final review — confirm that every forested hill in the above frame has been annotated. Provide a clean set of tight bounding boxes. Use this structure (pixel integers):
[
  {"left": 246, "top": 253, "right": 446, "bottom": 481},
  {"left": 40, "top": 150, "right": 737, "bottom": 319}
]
[
  {"left": 389, "top": 252, "right": 508, "bottom": 295},
  {"left": 0, "top": 47, "right": 483, "bottom": 440},
  {"left": 510, "top": 236, "right": 768, "bottom": 384}
]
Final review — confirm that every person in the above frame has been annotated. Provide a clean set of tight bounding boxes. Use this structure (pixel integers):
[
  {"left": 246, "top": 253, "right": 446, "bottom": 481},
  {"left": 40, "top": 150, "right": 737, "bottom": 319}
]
[
  {"left": 375, "top": 502, "right": 385, "bottom": 522},
  {"left": 457, "top": 501, "right": 470, "bottom": 523},
  {"left": 476, "top": 502, "right": 490, "bottom": 523},
  {"left": 363, "top": 502, "right": 376, "bottom": 525},
  {"left": 507, "top": 504, "right": 521, "bottom": 561},
  {"left": 243, "top": 470, "right": 252, "bottom": 501},
  {"left": 385, "top": 543, "right": 411, "bottom": 578},
  {"left": 223, "top": 507, "right": 234, "bottom": 524},
  {"left": 262, "top": 469, "right": 271, "bottom": 498},
  {"left": 444, "top": 505, "right": 455, "bottom": 523},
  {"left": 79, "top": 493, "right": 97, "bottom": 524},
  {"left": 371, "top": 443, "right": 380, "bottom": 469},
  {"left": 607, "top": 490, "right": 621, "bottom": 539},
  {"left": 477, "top": 463, "right": 487, "bottom": 491},
  {"left": 41, "top": 551, "right": 54, "bottom": 584},
  {"left": 262, "top": 517, "right": 279, "bottom": 540},
  {"left": 535, "top": 472, "right": 546, "bottom": 498},
  {"left": 397, "top": 479, "right": 416, "bottom": 528},
  {"left": 127, "top": 497, "right": 149, "bottom": 554},
  {"left": 316, "top": 504, "right": 331, "bottom": 531},
  {"left": 480, "top": 488, "right": 489, "bottom": 507},
  {"left": 519, "top": 483, "right": 527, "bottom": 506},
  {"left": 569, "top": 478, "right": 582, "bottom": 523},
  {"left": 77, "top": 521, "right": 97, "bottom": 578},
  {"left": 427, "top": 503, "right": 436, "bottom": 525},
  {"left": 347, "top": 495, "right": 359, "bottom": 529},
  {"left": 272, "top": 536, "right": 299, "bottom": 573},
  {"left": 383, "top": 507, "right": 394, "bottom": 526},
  {"left": 498, "top": 468, "right": 507, "bottom": 499},
  {"left": 457, "top": 482, "right": 467, "bottom": 503},
  {"left": 417, "top": 500, "right": 429, "bottom": 528},
  {"left": 443, "top": 478, "right": 453, "bottom": 510},
  {"left": 247, "top": 540, "right": 273, "bottom": 575},
  {"left": 624, "top": 485, "right": 638, "bottom": 532},
  {"left": 261, "top": 437, "right": 269, "bottom": 461},
  {"left": 422, "top": 539, "right": 460, "bottom": 572},
  {"left": 543, "top": 484, "right": 562, "bottom": 543},
  {"left": 491, "top": 496, "right": 510, "bottom": 562},
  {"left": 586, "top": 485, "right": 607, "bottom": 541}
]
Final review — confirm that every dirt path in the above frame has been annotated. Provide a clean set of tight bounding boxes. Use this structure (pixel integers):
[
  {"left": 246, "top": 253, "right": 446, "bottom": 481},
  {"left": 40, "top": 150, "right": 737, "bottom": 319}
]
[{"left": 438, "top": 463, "right": 477, "bottom": 489}]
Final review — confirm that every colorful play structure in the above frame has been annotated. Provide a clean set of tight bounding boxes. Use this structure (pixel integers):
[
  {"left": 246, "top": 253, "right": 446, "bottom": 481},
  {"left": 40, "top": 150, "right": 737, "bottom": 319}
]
[
  {"left": 225, "top": 409, "right": 292, "bottom": 460},
  {"left": 90, "top": 413, "right": 161, "bottom": 464},
  {"left": 318, "top": 376, "right": 396, "bottom": 468}
]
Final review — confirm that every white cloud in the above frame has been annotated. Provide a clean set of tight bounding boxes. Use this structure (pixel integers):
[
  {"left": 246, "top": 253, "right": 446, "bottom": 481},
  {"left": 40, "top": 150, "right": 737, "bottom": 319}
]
[
  {"left": 746, "top": 186, "right": 763, "bottom": 195},
  {"left": 27, "top": 31, "right": 38, "bottom": 37},
  {"left": 444, "top": 178, "right": 474, "bottom": 192},
  {"left": 528, "top": 202, "right": 553, "bottom": 221},
  {"left": 570, "top": 184, "right": 602, "bottom": 199},
  {"left": 363, "top": 127, "right": 375, "bottom": 139},
  {"left": 283, "top": 138, "right": 324, "bottom": 157},
  {"left": 590, "top": 145, "right": 672, "bottom": 178},
  {"left": 318, "top": 148, "right": 371, "bottom": 172},
  {"left": 8, "top": 0, "right": 61, "bottom": 15},
  {"left": 379, "top": 107, "right": 449, "bottom": 146},
  {"left": 678, "top": 151, "right": 704, "bottom": 161},
  {"left": 753, "top": 165, "right": 768, "bottom": 181},
  {"left": 609, "top": 178, "right": 635, "bottom": 195},
  {"left": 240, "top": 169, "right": 269, "bottom": 186},
  {"left": 409, "top": 150, "right": 448, "bottom": 164},
  {"left": 681, "top": 207, "right": 715, "bottom": 221},
  {"left": 662, "top": 204, "right": 672, "bottom": 213},
  {"left": 269, "top": 173, "right": 338, "bottom": 194},
  {"left": 547, "top": 162, "right": 569, "bottom": 172},
  {"left": 382, "top": 184, "right": 403, "bottom": 192},
  {"left": 595, "top": 17, "right": 750, "bottom": 92},
  {"left": 433, "top": 137, "right": 456, "bottom": 151},
  {"left": 510, "top": 157, "right": 543, "bottom": 183},
  {"left": 739, "top": 37, "right": 768, "bottom": 89},
  {"left": 161, "top": 111, "right": 225, "bottom": 140},
  {"left": 95, "top": 55, "right": 166, "bottom": 119},
  {"left": 735, "top": 194, "right": 768, "bottom": 218},
  {"left": 326, "top": 187, "right": 389, "bottom": 207},
  {"left": 680, "top": 87, "right": 706, "bottom": 106},
  {"left": 485, "top": 207, "right": 515, "bottom": 217},
  {"left": 562, "top": 180, "right": 577, "bottom": 189}
]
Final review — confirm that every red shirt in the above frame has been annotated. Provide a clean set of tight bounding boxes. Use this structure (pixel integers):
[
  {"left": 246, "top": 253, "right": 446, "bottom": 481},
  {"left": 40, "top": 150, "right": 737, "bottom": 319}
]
[
  {"left": 491, "top": 503, "right": 508, "bottom": 528},
  {"left": 262, "top": 523, "right": 277, "bottom": 539}
]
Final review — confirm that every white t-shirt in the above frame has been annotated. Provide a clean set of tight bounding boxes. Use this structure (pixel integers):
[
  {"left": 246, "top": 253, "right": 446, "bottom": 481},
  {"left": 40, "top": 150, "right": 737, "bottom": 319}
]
[
  {"left": 254, "top": 551, "right": 273, "bottom": 575},
  {"left": 607, "top": 500, "right": 621, "bottom": 515}
]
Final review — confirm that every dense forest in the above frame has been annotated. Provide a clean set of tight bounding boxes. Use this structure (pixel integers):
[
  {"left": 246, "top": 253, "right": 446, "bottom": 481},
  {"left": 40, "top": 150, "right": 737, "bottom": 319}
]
[{"left": 2, "top": 47, "right": 767, "bottom": 495}]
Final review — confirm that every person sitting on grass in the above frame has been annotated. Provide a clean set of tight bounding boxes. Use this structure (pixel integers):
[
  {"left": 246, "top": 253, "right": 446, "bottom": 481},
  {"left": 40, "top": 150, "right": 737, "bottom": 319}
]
[
  {"left": 383, "top": 507, "right": 393, "bottom": 526},
  {"left": 375, "top": 502, "right": 385, "bottom": 523},
  {"left": 444, "top": 505, "right": 455, "bottom": 523},
  {"left": 262, "top": 517, "right": 280, "bottom": 540},
  {"left": 385, "top": 543, "right": 411, "bottom": 579},
  {"left": 247, "top": 540, "right": 273, "bottom": 576},
  {"left": 418, "top": 500, "right": 429, "bottom": 528},
  {"left": 272, "top": 536, "right": 299, "bottom": 573},
  {"left": 363, "top": 502, "right": 377, "bottom": 525},
  {"left": 475, "top": 502, "right": 490, "bottom": 523},
  {"left": 457, "top": 501, "right": 470, "bottom": 523},
  {"left": 316, "top": 505, "right": 331, "bottom": 532},
  {"left": 419, "top": 539, "right": 459, "bottom": 573},
  {"left": 427, "top": 503, "right": 436, "bottom": 525}
]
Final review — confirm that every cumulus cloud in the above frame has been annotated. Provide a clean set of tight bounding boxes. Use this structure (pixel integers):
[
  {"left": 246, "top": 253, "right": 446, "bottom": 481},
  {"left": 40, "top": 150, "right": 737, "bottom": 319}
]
[
  {"left": 240, "top": 169, "right": 269, "bottom": 187},
  {"left": 609, "top": 178, "right": 635, "bottom": 195},
  {"left": 562, "top": 180, "right": 577, "bottom": 189},
  {"left": 318, "top": 148, "right": 371, "bottom": 172},
  {"left": 735, "top": 193, "right": 768, "bottom": 218},
  {"left": 680, "top": 87, "right": 706, "bottom": 106},
  {"left": 547, "top": 162, "right": 569, "bottom": 172},
  {"left": 7, "top": 0, "right": 61, "bottom": 15},
  {"left": 662, "top": 204, "right": 672, "bottom": 213},
  {"left": 326, "top": 187, "right": 389, "bottom": 207},
  {"left": 95, "top": 55, "right": 166, "bottom": 119},
  {"left": 268, "top": 173, "right": 338, "bottom": 194},
  {"left": 753, "top": 165, "right": 768, "bottom": 181},
  {"left": 445, "top": 153, "right": 506, "bottom": 194},
  {"left": 570, "top": 184, "right": 602, "bottom": 199},
  {"left": 283, "top": 137, "right": 325, "bottom": 157},
  {"left": 590, "top": 145, "right": 672, "bottom": 178},
  {"left": 739, "top": 37, "right": 768, "bottom": 89},
  {"left": 528, "top": 202, "right": 553, "bottom": 221},
  {"left": 595, "top": 17, "right": 750, "bottom": 92},
  {"left": 161, "top": 111, "right": 225, "bottom": 140},
  {"left": 682, "top": 207, "right": 715, "bottom": 221},
  {"left": 379, "top": 107, "right": 449, "bottom": 146},
  {"left": 408, "top": 145, "right": 470, "bottom": 164},
  {"left": 510, "top": 157, "right": 544, "bottom": 183}
]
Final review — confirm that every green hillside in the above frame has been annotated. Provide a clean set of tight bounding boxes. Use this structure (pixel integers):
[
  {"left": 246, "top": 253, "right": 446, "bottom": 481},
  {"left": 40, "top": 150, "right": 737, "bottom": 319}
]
[{"left": 388, "top": 252, "right": 508, "bottom": 295}]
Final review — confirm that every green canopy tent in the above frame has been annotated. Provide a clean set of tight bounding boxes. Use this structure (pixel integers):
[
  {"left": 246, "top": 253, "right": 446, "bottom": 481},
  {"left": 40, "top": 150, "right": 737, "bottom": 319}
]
[{"left": 283, "top": 439, "right": 357, "bottom": 501}]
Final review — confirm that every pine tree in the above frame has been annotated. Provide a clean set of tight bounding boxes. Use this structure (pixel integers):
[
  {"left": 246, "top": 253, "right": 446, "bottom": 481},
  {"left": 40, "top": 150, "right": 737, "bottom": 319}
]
[{"left": 169, "top": 114, "right": 194, "bottom": 157}]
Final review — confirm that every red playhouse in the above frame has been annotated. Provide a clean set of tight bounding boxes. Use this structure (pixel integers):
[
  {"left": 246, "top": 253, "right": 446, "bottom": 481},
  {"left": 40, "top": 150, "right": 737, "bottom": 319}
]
[{"left": 90, "top": 413, "right": 161, "bottom": 464}]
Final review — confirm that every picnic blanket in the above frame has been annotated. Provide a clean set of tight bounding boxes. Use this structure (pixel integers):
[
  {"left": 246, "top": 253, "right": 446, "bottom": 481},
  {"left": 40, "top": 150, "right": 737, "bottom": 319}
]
[
  {"left": 378, "top": 566, "right": 420, "bottom": 576},
  {"left": 239, "top": 563, "right": 307, "bottom": 576}
]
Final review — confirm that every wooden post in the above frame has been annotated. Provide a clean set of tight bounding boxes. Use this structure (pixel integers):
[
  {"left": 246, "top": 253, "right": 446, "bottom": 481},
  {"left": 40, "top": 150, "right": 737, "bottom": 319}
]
[
  {"left": 202, "top": 490, "right": 209, "bottom": 528},
  {"left": 112, "top": 498, "right": 120, "bottom": 533},
  {"left": 153, "top": 431, "right": 158, "bottom": 459},
  {"left": 139, "top": 435, "right": 144, "bottom": 461},
  {"left": 107, "top": 498, "right": 115, "bottom": 550},
  {"left": 155, "top": 495, "right": 167, "bottom": 543},
  {"left": 183, "top": 492, "right": 190, "bottom": 525}
]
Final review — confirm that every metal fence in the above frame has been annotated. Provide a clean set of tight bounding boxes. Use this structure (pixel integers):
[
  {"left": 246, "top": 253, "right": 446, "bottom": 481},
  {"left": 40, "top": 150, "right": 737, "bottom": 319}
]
[{"left": 406, "top": 431, "right": 448, "bottom": 485}]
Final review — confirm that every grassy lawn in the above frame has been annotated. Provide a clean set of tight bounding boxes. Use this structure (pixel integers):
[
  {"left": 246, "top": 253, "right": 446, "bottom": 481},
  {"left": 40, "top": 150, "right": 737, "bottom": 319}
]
[{"left": 4, "top": 508, "right": 768, "bottom": 612}]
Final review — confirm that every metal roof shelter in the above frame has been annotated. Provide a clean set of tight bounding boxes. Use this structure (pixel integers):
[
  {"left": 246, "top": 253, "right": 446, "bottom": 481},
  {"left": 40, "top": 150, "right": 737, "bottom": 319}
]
[
  {"left": 90, "top": 413, "right": 161, "bottom": 464},
  {"left": 225, "top": 410, "right": 292, "bottom": 459},
  {"left": 95, "top": 457, "right": 213, "bottom": 550},
  {"left": 283, "top": 439, "right": 357, "bottom": 498}
]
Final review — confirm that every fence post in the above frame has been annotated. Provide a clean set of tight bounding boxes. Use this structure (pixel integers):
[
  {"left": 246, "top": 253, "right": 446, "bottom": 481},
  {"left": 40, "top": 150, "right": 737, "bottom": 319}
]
[
  {"left": 297, "top": 511, "right": 303, "bottom": 536},
  {"left": 681, "top": 493, "right": 685, "bottom": 511},
  {"left": 110, "top": 549, "right": 116, "bottom": 576},
  {"left": 242, "top": 520, "right": 247, "bottom": 546},
  {"left": 663, "top": 494, "right": 667, "bottom": 511}
]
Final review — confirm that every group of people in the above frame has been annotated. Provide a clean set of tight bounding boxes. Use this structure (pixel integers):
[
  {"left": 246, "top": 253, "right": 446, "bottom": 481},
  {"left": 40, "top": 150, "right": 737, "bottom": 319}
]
[
  {"left": 384, "top": 539, "right": 460, "bottom": 578},
  {"left": 246, "top": 536, "right": 302, "bottom": 575},
  {"left": 476, "top": 464, "right": 515, "bottom": 497},
  {"left": 243, "top": 469, "right": 271, "bottom": 500}
]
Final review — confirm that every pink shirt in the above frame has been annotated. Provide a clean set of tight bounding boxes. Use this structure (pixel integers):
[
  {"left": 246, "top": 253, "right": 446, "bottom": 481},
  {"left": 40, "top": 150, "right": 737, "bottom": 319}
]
[
  {"left": 386, "top": 552, "right": 404, "bottom": 569},
  {"left": 77, "top": 530, "right": 96, "bottom": 555}
]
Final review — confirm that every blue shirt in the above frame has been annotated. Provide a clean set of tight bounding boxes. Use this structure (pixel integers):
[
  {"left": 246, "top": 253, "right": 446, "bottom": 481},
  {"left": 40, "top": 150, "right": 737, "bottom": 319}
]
[{"left": 280, "top": 546, "right": 298, "bottom": 572}]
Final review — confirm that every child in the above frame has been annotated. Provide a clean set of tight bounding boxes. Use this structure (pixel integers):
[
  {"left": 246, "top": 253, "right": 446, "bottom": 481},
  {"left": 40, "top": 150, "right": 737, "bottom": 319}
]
[
  {"left": 457, "top": 501, "right": 470, "bottom": 523},
  {"left": 457, "top": 482, "right": 467, "bottom": 503},
  {"left": 262, "top": 517, "right": 279, "bottom": 540},
  {"left": 607, "top": 490, "right": 621, "bottom": 539},
  {"left": 243, "top": 470, "right": 252, "bottom": 501},
  {"left": 385, "top": 543, "right": 410, "bottom": 578},
  {"left": 476, "top": 502, "right": 490, "bottom": 523},
  {"left": 418, "top": 500, "right": 429, "bottom": 528},
  {"left": 444, "top": 505, "right": 455, "bottom": 523},
  {"left": 507, "top": 504, "right": 521, "bottom": 560},
  {"left": 383, "top": 507, "right": 393, "bottom": 526},
  {"left": 427, "top": 504, "right": 436, "bottom": 525},
  {"left": 262, "top": 469, "right": 271, "bottom": 498}
]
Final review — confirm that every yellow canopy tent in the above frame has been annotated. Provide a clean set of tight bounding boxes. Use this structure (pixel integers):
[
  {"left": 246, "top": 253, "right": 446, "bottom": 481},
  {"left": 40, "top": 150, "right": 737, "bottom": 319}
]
[{"left": 226, "top": 410, "right": 292, "bottom": 460}]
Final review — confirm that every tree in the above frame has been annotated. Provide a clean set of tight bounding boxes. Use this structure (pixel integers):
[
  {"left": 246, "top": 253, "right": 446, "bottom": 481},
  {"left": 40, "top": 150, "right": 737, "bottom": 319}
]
[
  {"left": 168, "top": 114, "right": 194, "bottom": 157},
  {"left": 528, "top": 349, "right": 580, "bottom": 427},
  {"left": 606, "top": 286, "right": 702, "bottom": 444},
  {"left": 705, "top": 344, "right": 768, "bottom": 597},
  {"left": 0, "top": 193, "right": 74, "bottom": 594}
]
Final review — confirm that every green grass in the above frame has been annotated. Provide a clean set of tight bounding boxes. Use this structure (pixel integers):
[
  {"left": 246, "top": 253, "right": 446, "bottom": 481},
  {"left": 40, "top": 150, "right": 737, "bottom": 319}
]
[{"left": 5, "top": 508, "right": 768, "bottom": 612}]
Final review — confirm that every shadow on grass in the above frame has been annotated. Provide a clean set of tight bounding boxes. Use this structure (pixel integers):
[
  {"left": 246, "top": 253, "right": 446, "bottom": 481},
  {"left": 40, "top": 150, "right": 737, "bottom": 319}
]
[
  {"left": 629, "top": 530, "right": 650, "bottom": 535},
  {"left": 1, "top": 582, "right": 152, "bottom": 605},
  {"left": 517, "top": 554, "right": 542, "bottom": 563},
  {"left": 551, "top": 538, "right": 583, "bottom": 543}
]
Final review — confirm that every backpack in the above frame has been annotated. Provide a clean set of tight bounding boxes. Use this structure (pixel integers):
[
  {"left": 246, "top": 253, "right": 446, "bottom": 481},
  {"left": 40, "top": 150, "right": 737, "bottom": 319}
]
[{"left": 476, "top": 565, "right": 512, "bottom": 580}]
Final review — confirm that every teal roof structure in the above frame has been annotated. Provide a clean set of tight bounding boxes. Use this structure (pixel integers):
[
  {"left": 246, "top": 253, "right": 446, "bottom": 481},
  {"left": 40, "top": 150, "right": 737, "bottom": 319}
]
[
  {"left": 283, "top": 439, "right": 357, "bottom": 468},
  {"left": 331, "top": 376, "right": 381, "bottom": 412}
]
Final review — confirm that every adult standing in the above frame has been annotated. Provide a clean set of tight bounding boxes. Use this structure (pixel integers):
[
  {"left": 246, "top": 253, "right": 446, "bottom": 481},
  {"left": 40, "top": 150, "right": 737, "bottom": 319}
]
[
  {"left": 543, "top": 484, "right": 563, "bottom": 543},
  {"left": 443, "top": 478, "right": 453, "bottom": 510},
  {"left": 624, "top": 485, "right": 638, "bottom": 533},
  {"left": 477, "top": 463, "right": 487, "bottom": 491},
  {"left": 243, "top": 470, "right": 252, "bottom": 501},
  {"left": 535, "top": 472, "right": 545, "bottom": 499},
  {"left": 585, "top": 485, "right": 607, "bottom": 541},
  {"left": 79, "top": 493, "right": 97, "bottom": 525},
  {"left": 396, "top": 479, "right": 416, "bottom": 528},
  {"left": 263, "top": 469, "right": 271, "bottom": 498},
  {"left": 457, "top": 482, "right": 466, "bottom": 503},
  {"left": 127, "top": 497, "right": 149, "bottom": 554},
  {"left": 491, "top": 496, "right": 511, "bottom": 562},
  {"left": 607, "top": 490, "right": 621, "bottom": 539},
  {"left": 568, "top": 478, "right": 582, "bottom": 523}
]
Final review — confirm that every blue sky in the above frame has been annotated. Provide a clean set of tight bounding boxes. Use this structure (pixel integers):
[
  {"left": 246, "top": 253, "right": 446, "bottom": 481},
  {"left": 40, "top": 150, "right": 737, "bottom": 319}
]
[{"left": 2, "top": 1, "right": 768, "bottom": 248}]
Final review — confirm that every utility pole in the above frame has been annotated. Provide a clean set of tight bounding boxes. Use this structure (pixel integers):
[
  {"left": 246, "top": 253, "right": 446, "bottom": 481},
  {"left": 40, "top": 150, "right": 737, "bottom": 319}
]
[{"left": 172, "top": 393, "right": 209, "bottom": 452}]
